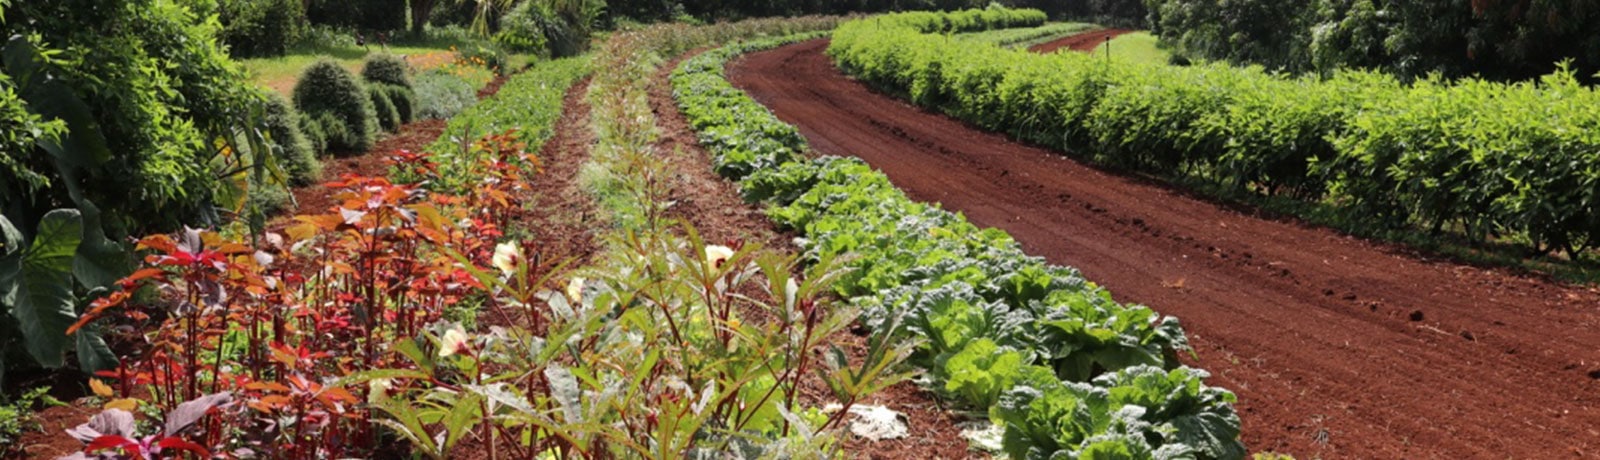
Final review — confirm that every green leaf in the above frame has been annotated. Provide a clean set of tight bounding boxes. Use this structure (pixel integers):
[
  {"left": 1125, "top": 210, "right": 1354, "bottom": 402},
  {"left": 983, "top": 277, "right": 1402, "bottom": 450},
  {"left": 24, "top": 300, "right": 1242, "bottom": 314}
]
[
  {"left": 12, "top": 209, "right": 83, "bottom": 367},
  {"left": 75, "top": 327, "right": 118, "bottom": 375},
  {"left": 71, "top": 202, "right": 129, "bottom": 291},
  {"left": 1168, "top": 412, "right": 1245, "bottom": 460},
  {"left": 5, "top": 36, "right": 112, "bottom": 167},
  {"left": 0, "top": 214, "right": 22, "bottom": 307}
]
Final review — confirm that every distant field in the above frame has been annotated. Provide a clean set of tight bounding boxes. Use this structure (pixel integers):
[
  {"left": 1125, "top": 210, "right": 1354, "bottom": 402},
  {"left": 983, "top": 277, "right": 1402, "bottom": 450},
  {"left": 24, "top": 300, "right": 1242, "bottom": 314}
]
[
  {"left": 1092, "top": 31, "right": 1171, "bottom": 65},
  {"left": 243, "top": 45, "right": 458, "bottom": 96}
]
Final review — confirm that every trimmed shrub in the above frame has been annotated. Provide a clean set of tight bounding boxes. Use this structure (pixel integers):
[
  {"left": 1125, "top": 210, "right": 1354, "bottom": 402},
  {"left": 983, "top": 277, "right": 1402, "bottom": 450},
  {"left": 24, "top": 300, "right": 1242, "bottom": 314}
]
[
  {"left": 414, "top": 70, "right": 478, "bottom": 120},
  {"left": 293, "top": 60, "right": 378, "bottom": 153},
  {"left": 314, "top": 112, "right": 354, "bottom": 152},
  {"left": 262, "top": 93, "right": 321, "bottom": 185},
  {"left": 368, "top": 85, "right": 401, "bottom": 132},
  {"left": 361, "top": 54, "right": 413, "bottom": 90},
  {"left": 382, "top": 84, "right": 417, "bottom": 124},
  {"left": 298, "top": 112, "right": 328, "bottom": 155}
]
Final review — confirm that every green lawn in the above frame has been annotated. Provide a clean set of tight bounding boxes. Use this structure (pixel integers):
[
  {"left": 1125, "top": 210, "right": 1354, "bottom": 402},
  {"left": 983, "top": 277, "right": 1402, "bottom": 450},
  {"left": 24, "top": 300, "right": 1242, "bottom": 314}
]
[
  {"left": 242, "top": 43, "right": 469, "bottom": 96},
  {"left": 1092, "top": 31, "right": 1172, "bottom": 65}
]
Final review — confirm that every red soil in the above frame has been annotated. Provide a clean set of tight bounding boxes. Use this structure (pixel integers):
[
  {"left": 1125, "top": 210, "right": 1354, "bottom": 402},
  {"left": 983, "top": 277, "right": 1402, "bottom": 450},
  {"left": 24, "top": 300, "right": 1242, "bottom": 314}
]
[
  {"left": 726, "top": 38, "right": 1600, "bottom": 458},
  {"left": 1028, "top": 28, "right": 1131, "bottom": 54}
]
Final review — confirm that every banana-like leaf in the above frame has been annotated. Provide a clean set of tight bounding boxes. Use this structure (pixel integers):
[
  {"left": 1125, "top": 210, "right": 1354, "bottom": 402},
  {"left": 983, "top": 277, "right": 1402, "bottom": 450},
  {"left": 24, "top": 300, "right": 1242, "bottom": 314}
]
[
  {"left": 0, "top": 214, "right": 21, "bottom": 306},
  {"left": 75, "top": 324, "right": 118, "bottom": 375},
  {"left": 12, "top": 209, "right": 83, "bottom": 367},
  {"left": 71, "top": 201, "right": 129, "bottom": 291}
]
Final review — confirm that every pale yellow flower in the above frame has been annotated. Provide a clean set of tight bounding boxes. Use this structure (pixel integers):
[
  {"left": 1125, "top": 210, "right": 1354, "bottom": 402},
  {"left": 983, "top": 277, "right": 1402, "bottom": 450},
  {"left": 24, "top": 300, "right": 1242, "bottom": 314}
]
[
  {"left": 439, "top": 326, "right": 471, "bottom": 358},
  {"left": 704, "top": 245, "right": 735, "bottom": 269},
  {"left": 566, "top": 277, "right": 585, "bottom": 301},
  {"left": 492, "top": 242, "right": 522, "bottom": 276},
  {"left": 368, "top": 378, "right": 393, "bottom": 402}
]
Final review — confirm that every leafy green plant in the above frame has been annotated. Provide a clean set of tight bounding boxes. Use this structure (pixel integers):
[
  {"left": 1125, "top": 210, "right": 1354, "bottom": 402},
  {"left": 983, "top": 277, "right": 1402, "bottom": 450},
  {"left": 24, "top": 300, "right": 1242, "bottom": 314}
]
[
  {"left": 293, "top": 59, "right": 379, "bottom": 153},
  {"left": 992, "top": 366, "right": 1243, "bottom": 460},
  {"left": 214, "top": 0, "right": 308, "bottom": 58},
  {"left": 0, "top": 386, "right": 64, "bottom": 456},
  {"left": 670, "top": 21, "right": 1244, "bottom": 457},
  {"left": 422, "top": 56, "right": 590, "bottom": 194}
]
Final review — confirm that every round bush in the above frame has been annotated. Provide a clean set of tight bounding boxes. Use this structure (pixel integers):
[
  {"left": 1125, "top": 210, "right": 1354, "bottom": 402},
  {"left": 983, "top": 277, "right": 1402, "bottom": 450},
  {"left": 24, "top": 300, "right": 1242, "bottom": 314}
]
[
  {"left": 293, "top": 59, "right": 378, "bottom": 153},
  {"left": 298, "top": 112, "right": 328, "bottom": 155},
  {"left": 368, "top": 85, "right": 401, "bottom": 132},
  {"left": 380, "top": 84, "right": 417, "bottom": 124},
  {"left": 262, "top": 93, "right": 321, "bottom": 185},
  {"left": 361, "top": 53, "right": 412, "bottom": 90},
  {"left": 314, "top": 112, "right": 354, "bottom": 151},
  {"left": 414, "top": 70, "right": 477, "bottom": 120}
]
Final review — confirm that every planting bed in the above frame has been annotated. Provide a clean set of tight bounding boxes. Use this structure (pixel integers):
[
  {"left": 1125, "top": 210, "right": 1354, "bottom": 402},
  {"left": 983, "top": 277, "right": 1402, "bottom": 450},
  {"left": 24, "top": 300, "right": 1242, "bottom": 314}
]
[
  {"left": 1027, "top": 28, "right": 1130, "bottom": 53},
  {"left": 727, "top": 36, "right": 1600, "bottom": 458}
]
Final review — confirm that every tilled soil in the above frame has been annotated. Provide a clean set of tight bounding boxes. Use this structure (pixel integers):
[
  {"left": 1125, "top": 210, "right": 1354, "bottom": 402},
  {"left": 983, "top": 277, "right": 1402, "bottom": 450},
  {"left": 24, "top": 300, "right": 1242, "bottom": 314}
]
[
  {"left": 648, "top": 53, "right": 799, "bottom": 252},
  {"left": 653, "top": 52, "right": 979, "bottom": 459},
  {"left": 1027, "top": 28, "right": 1130, "bottom": 54},
  {"left": 727, "top": 38, "right": 1600, "bottom": 458}
]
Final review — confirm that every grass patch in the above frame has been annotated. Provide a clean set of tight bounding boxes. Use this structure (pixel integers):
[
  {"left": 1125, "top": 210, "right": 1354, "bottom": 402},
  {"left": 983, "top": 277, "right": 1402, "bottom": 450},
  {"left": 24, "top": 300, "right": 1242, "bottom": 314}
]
[
  {"left": 1092, "top": 31, "right": 1172, "bottom": 65},
  {"left": 244, "top": 33, "right": 509, "bottom": 97}
]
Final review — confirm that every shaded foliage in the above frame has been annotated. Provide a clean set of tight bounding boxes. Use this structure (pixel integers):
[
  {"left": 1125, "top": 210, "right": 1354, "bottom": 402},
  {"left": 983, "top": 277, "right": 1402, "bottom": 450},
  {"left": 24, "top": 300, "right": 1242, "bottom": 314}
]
[{"left": 1146, "top": 0, "right": 1600, "bottom": 81}]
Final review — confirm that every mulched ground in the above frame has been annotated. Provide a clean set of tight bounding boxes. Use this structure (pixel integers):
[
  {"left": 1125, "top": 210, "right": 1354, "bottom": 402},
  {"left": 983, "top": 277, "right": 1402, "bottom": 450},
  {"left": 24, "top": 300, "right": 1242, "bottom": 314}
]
[
  {"left": 1027, "top": 28, "right": 1131, "bottom": 54},
  {"left": 727, "top": 36, "right": 1600, "bottom": 458}
]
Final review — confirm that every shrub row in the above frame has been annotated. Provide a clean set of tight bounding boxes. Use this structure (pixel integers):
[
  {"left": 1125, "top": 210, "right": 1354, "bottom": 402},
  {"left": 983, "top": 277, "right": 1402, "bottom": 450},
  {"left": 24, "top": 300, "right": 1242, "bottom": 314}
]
[
  {"left": 672, "top": 30, "right": 1244, "bottom": 459},
  {"left": 291, "top": 54, "right": 420, "bottom": 159},
  {"left": 830, "top": 13, "right": 1600, "bottom": 258}
]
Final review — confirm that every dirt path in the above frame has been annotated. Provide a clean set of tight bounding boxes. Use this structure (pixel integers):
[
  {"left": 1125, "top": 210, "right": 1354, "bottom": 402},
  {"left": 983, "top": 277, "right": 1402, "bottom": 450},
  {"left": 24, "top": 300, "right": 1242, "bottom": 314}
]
[
  {"left": 1028, "top": 28, "right": 1130, "bottom": 53},
  {"left": 727, "top": 38, "right": 1600, "bottom": 458}
]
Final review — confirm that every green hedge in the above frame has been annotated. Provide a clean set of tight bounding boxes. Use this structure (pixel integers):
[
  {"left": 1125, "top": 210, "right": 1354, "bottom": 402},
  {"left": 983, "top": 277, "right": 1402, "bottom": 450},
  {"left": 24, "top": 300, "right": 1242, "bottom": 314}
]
[
  {"left": 671, "top": 27, "right": 1244, "bottom": 459},
  {"left": 830, "top": 12, "right": 1600, "bottom": 258}
]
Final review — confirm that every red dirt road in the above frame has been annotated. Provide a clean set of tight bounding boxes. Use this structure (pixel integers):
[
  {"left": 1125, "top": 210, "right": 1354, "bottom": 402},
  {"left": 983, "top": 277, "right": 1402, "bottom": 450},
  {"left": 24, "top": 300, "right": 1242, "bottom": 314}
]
[
  {"left": 727, "top": 38, "right": 1600, "bottom": 458},
  {"left": 1028, "top": 28, "right": 1131, "bottom": 53}
]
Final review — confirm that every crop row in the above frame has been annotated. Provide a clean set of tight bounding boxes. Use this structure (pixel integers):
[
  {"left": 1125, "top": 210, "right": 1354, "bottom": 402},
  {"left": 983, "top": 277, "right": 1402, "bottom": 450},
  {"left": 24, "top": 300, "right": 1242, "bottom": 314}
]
[
  {"left": 831, "top": 12, "right": 1600, "bottom": 259},
  {"left": 956, "top": 22, "right": 1097, "bottom": 48},
  {"left": 670, "top": 27, "right": 1245, "bottom": 459},
  {"left": 416, "top": 56, "right": 591, "bottom": 194}
]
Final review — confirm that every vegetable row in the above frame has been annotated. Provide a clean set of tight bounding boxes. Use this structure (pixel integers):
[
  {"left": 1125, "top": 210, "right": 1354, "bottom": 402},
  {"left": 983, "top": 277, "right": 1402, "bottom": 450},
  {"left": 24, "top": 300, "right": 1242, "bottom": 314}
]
[
  {"left": 831, "top": 11, "right": 1600, "bottom": 258},
  {"left": 670, "top": 27, "right": 1245, "bottom": 459}
]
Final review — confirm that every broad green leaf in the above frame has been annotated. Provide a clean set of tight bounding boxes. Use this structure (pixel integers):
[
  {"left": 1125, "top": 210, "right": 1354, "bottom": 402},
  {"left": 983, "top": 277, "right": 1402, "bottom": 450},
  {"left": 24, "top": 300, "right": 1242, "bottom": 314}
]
[
  {"left": 0, "top": 214, "right": 21, "bottom": 306},
  {"left": 75, "top": 326, "right": 117, "bottom": 375},
  {"left": 13, "top": 209, "right": 82, "bottom": 367},
  {"left": 71, "top": 202, "right": 128, "bottom": 291}
]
